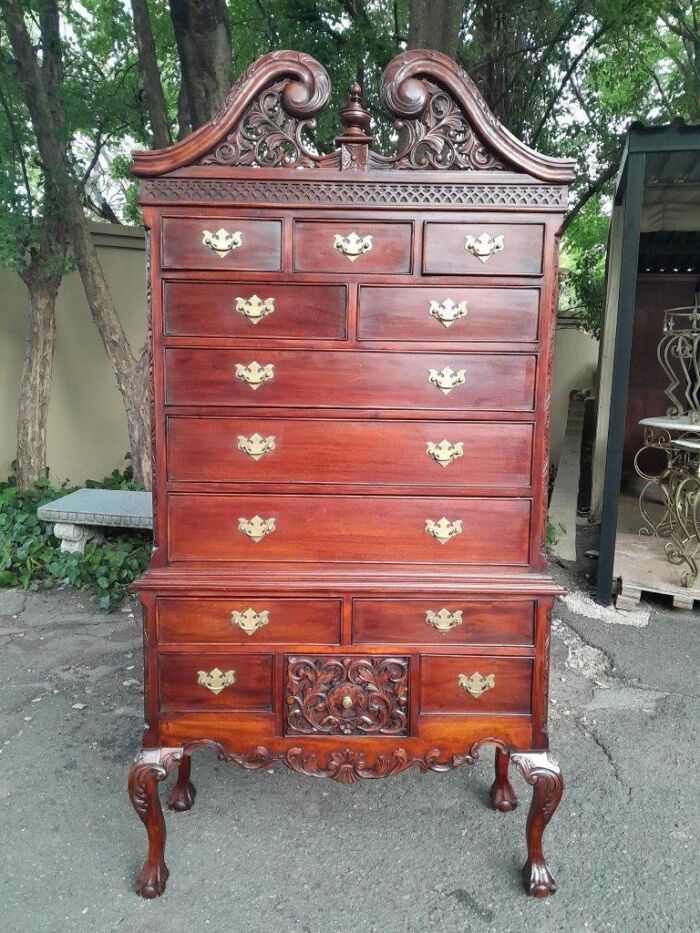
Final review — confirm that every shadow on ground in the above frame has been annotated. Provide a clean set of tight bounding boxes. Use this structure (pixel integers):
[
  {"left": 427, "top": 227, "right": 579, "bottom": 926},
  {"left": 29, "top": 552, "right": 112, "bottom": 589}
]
[{"left": 1, "top": 570, "right": 698, "bottom": 932}]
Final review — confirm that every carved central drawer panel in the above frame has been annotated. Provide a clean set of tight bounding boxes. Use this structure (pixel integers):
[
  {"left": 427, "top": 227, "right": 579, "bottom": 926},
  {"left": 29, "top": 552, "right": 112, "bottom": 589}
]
[
  {"left": 159, "top": 653, "right": 273, "bottom": 711},
  {"left": 166, "top": 416, "right": 534, "bottom": 488},
  {"left": 284, "top": 655, "right": 409, "bottom": 736},
  {"left": 166, "top": 493, "right": 531, "bottom": 564},
  {"left": 157, "top": 597, "right": 342, "bottom": 644},
  {"left": 358, "top": 285, "right": 540, "bottom": 342},
  {"left": 163, "top": 282, "right": 347, "bottom": 339},
  {"left": 293, "top": 220, "right": 413, "bottom": 273},
  {"left": 352, "top": 599, "right": 535, "bottom": 645},
  {"left": 161, "top": 217, "right": 282, "bottom": 271},
  {"left": 164, "top": 349, "right": 537, "bottom": 412}
]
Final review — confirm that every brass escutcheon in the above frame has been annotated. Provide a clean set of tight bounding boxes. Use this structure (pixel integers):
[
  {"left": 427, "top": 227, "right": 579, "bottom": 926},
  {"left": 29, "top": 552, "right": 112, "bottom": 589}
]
[
  {"left": 237, "top": 433, "right": 276, "bottom": 461},
  {"left": 425, "top": 516, "right": 463, "bottom": 545},
  {"left": 235, "top": 361, "right": 275, "bottom": 390},
  {"left": 231, "top": 608, "right": 270, "bottom": 635},
  {"left": 333, "top": 232, "right": 373, "bottom": 262},
  {"left": 202, "top": 228, "right": 243, "bottom": 258},
  {"left": 464, "top": 233, "right": 504, "bottom": 263},
  {"left": 427, "top": 367, "right": 467, "bottom": 395},
  {"left": 426, "top": 608, "right": 464, "bottom": 633},
  {"left": 458, "top": 672, "right": 495, "bottom": 698},
  {"left": 238, "top": 515, "right": 276, "bottom": 542},
  {"left": 197, "top": 668, "right": 236, "bottom": 694},
  {"left": 426, "top": 439, "right": 464, "bottom": 467},
  {"left": 235, "top": 295, "right": 275, "bottom": 324},
  {"left": 428, "top": 299, "right": 468, "bottom": 328}
]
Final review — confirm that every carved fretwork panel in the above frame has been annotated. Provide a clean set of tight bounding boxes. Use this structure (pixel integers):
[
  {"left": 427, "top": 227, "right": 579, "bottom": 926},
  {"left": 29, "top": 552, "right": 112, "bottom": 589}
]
[
  {"left": 285, "top": 656, "right": 409, "bottom": 736},
  {"left": 201, "top": 79, "right": 322, "bottom": 169}
]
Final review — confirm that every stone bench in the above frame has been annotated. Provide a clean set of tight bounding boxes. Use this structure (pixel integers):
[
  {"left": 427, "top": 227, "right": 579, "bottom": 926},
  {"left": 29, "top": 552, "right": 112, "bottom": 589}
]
[{"left": 37, "top": 489, "right": 153, "bottom": 553}]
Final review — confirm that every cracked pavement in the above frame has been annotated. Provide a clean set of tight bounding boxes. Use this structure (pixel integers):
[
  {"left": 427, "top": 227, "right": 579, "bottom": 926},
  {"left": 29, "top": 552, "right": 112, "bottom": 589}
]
[{"left": 1, "top": 564, "right": 699, "bottom": 932}]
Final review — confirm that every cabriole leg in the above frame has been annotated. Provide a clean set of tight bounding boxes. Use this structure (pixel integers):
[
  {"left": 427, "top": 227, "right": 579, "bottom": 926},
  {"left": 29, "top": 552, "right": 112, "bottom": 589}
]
[
  {"left": 490, "top": 746, "right": 518, "bottom": 812},
  {"left": 511, "top": 751, "right": 563, "bottom": 897},
  {"left": 167, "top": 753, "right": 196, "bottom": 812},
  {"left": 127, "top": 747, "right": 183, "bottom": 898}
]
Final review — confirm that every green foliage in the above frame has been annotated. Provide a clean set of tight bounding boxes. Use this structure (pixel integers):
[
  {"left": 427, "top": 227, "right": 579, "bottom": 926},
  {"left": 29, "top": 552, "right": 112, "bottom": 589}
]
[
  {"left": 0, "top": 463, "right": 150, "bottom": 611},
  {"left": 561, "top": 197, "right": 611, "bottom": 338}
]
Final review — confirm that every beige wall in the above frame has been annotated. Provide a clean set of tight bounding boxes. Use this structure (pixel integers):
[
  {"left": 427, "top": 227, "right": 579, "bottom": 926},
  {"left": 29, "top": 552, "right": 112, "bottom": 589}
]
[
  {"left": 0, "top": 224, "right": 146, "bottom": 485},
  {"left": 1, "top": 223, "right": 599, "bottom": 484}
]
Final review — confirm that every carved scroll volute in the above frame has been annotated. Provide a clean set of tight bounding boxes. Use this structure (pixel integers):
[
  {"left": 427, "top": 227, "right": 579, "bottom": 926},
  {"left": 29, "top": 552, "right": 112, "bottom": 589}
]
[
  {"left": 132, "top": 51, "right": 332, "bottom": 176},
  {"left": 377, "top": 49, "right": 576, "bottom": 181}
]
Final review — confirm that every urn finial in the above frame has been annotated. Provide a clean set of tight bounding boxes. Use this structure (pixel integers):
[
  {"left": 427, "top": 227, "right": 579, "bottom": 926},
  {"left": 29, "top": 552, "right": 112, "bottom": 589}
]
[{"left": 335, "top": 81, "right": 373, "bottom": 171}]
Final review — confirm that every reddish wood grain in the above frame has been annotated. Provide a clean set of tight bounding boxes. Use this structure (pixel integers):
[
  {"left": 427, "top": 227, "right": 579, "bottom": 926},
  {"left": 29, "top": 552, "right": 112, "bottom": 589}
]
[
  {"left": 163, "top": 282, "right": 347, "bottom": 339},
  {"left": 352, "top": 599, "right": 534, "bottom": 645},
  {"left": 423, "top": 222, "right": 544, "bottom": 276},
  {"left": 164, "top": 348, "right": 537, "bottom": 412},
  {"left": 159, "top": 653, "right": 273, "bottom": 710},
  {"left": 420, "top": 655, "right": 533, "bottom": 714},
  {"left": 166, "top": 416, "right": 534, "bottom": 488},
  {"left": 161, "top": 217, "right": 282, "bottom": 271},
  {"left": 166, "top": 493, "right": 532, "bottom": 564},
  {"left": 157, "top": 597, "right": 342, "bottom": 645},
  {"left": 358, "top": 285, "right": 540, "bottom": 342},
  {"left": 293, "top": 220, "right": 413, "bottom": 273}
]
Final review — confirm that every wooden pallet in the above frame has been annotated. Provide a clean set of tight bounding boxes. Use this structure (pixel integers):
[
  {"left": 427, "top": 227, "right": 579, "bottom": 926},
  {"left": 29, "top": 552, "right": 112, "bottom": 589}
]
[{"left": 614, "top": 531, "right": 700, "bottom": 610}]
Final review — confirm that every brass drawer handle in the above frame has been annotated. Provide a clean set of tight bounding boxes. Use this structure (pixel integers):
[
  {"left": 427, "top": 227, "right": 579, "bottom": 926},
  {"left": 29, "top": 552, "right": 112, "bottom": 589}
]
[
  {"left": 428, "top": 299, "right": 468, "bottom": 328},
  {"left": 333, "top": 232, "right": 373, "bottom": 262},
  {"left": 458, "top": 672, "right": 495, "bottom": 698},
  {"left": 236, "top": 295, "right": 275, "bottom": 324},
  {"left": 202, "top": 228, "right": 242, "bottom": 258},
  {"left": 425, "top": 516, "right": 463, "bottom": 545},
  {"left": 197, "top": 668, "right": 235, "bottom": 694},
  {"left": 464, "top": 233, "right": 504, "bottom": 263},
  {"left": 238, "top": 515, "right": 276, "bottom": 542},
  {"left": 237, "top": 433, "right": 276, "bottom": 461},
  {"left": 426, "top": 440, "right": 464, "bottom": 467},
  {"left": 427, "top": 367, "right": 466, "bottom": 395},
  {"left": 426, "top": 609, "right": 463, "bottom": 633},
  {"left": 231, "top": 608, "right": 270, "bottom": 635},
  {"left": 235, "top": 361, "right": 274, "bottom": 390}
]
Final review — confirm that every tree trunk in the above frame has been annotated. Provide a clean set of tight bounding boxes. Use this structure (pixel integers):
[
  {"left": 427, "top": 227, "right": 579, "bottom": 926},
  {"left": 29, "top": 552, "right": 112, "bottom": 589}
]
[
  {"left": 408, "top": 0, "right": 463, "bottom": 58},
  {"left": 130, "top": 0, "right": 172, "bottom": 148},
  {"left": 15, "top": 276, "right": 58, "bottom": 488},
  {"left": 169, "top": 0, "right": 232, "bottom": 128}
]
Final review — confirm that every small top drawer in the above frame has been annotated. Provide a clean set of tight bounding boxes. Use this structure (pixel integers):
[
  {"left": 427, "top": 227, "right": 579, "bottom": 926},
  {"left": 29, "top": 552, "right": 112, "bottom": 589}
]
[
  {"left": 423, "top": 222, "right": 544, "bottom": 276},
  {"left": 161, "top": 217, "right": 282, "bottom": 271},
  {"left": 293, "top": 220, "right": 413, "bottom": 274}
]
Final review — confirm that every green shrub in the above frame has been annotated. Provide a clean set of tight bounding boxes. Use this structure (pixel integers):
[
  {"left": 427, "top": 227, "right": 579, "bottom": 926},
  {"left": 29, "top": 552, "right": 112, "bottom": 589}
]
[{"left": 0, "top": 463, "right": 150, "bottom": 610}]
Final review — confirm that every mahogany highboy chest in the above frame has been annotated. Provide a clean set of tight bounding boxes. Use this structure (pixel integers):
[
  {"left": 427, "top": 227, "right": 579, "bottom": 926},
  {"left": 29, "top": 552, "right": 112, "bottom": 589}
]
[{"left": 129, "top": 49, "right": 573, "bottom": 899}]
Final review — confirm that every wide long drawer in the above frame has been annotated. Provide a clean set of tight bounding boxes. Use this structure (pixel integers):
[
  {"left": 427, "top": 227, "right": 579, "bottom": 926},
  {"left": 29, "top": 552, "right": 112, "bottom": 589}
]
[
  {"left": 166, "top": 494, "right": 531, "bottom": 564},
  {"left": 420, "top": 656, "right": 532, "bottom": 714},
  {"left": 163, "top": 282, "right": 347, "bottom": 339},
  {"left": 352, "top": 599, "right": 534, "bottom": 645},
  {"left": 164, "top": 349, "right": 536, "bottom": 412},
  {"left": 166, "top": 416, "right": 534, "bottom": 488}
]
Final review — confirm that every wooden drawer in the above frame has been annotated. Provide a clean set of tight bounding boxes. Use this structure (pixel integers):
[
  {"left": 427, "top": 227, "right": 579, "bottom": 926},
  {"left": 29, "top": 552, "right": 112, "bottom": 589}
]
[
  {"left": 293, "top": 220, "right": 412, "bottom": 274},
  {"left": 157, "top": 597, "right": 341, "bottom": 644},
  {"left": 166, "top": 416, "right": 534, "bottom": 489},
  {"left": 284, "top": 655, "right": 409, "bottom": 736},
  {"left": 358, "top": 285, "right": 539, "bottom": 342},
  {"left": 167, "top": 494, "right": 531, "bottom": 564},
  {"left": 163, "top": 282, "right": 347, "bottom": 339},
  {"left": 352, "top": 600, "right": 535, "bottom": 645},
  {"left": 161, "top": 217, "right": 281, "bottom": 271},
  {"left": 423, "top": 223, "right": 544, "bottom": 276},
  {"left": 164, "top": 349, "right": 536, "bottom": 413},
  {"left": 420, "top": 656, "right": 532, "bottom": 714},
  {"left": 159, "top": 653, "right": 273, "bottom": 711}
]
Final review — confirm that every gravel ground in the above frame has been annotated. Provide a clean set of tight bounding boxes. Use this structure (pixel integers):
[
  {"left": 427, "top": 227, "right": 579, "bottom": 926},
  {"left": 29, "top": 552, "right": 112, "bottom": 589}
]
[{"left": 1, "top": 552, "right": 699, "bottom": 933}]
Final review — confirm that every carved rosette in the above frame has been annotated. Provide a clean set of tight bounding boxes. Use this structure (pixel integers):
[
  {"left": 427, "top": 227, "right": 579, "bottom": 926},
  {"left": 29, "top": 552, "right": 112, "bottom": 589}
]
[{"left": 285, "top": 656, "right": 409, "bottom": 736}]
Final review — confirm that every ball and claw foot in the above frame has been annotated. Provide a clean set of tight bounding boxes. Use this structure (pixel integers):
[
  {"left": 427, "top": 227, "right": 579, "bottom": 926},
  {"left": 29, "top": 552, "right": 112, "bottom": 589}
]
[
  {"left": 523, "top": 859, "right": 557, "bottom": 898},
  {"left": 135, "top": 859, "right": 170, "bottom": 899},
  {"left": 167, "top": 756, "right": 196, "bottom": 812},
  {"left": 490, "top": 748, "right": 518, "bottom": 812}
]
